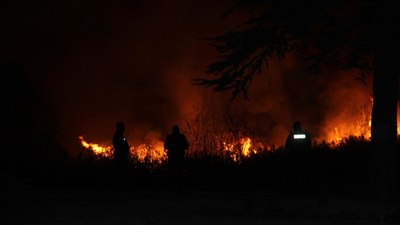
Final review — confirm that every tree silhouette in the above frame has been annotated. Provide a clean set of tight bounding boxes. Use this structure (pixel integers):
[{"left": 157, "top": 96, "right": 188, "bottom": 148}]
[{"left": 195, "top": 0, "right": 398, "bottom": 203}]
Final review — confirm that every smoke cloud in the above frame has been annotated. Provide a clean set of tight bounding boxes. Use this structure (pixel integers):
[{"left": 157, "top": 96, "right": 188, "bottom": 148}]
[{"left": 1, "top": 0, "right": 375, "bottom": 156}]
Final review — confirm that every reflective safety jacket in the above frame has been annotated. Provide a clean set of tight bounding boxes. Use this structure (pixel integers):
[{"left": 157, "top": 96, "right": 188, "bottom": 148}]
[{"left": 285, "top": 131, "right": 312, "bottom": 151}]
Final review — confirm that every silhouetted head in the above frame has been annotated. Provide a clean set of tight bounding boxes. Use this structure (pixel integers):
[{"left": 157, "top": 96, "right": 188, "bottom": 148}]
[
  {"left": 116, "top": 122, "right": 125, "bottom": 133},
  {"left": 172, "top": 125, "right": 180, "bottom": 134},
  {"left": 293, "top": 121, "right": 301, "bottom": 131}
]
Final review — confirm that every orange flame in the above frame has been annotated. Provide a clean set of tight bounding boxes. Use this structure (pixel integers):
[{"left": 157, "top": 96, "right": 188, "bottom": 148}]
[
  {"left": 222, "top": 136, "right": 267, "bottom": 161},
  {"left": 79, "top": 97, "right": 400, "bottom": 163},
  {"left": 79, "top": 136, "right": 167, "bottom": 163},
  {"left": 79, "top": 136, "right": 113, "bottom": 157},
  {"left": 320, "top": 98, "right": 400, "bottom": 146},
  {"left": 130, "top": 140, "right": 167, "bottom": 164},
  {"left": 79, "top": 135, "right": 271, "bottom": 163}
]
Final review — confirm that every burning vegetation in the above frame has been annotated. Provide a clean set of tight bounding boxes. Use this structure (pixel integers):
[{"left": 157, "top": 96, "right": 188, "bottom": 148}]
[
  {"left": 79, "top": 109, "right": 400, "bottom": 165},
  {"left": 79, "top": 136, "right": 167, "bottom": 164},
  {"left": 79, "top": 135, "right": 266, "bottom": 164},
  {"left": 78, "top": 90, "right": 400, "bottom": 165}
]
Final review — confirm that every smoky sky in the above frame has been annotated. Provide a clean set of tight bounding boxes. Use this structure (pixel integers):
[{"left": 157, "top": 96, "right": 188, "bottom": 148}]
[
  {"left": 1, "top": 0, "right": 373, "bottom": 154},
  {"left": 1, "top": 0, "right": 244, "bottom": 153}
]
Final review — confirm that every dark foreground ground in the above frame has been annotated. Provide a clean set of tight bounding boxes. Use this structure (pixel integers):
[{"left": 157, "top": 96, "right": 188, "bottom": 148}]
[
  {"left": 1, "top": 175, "right": 398, "bottom": 225},
  {"left": 1, "top": 141, "right": 399, "bottom": 225},
  {"left": 2, "top": 176, "right": 399, "bottom": 224}
]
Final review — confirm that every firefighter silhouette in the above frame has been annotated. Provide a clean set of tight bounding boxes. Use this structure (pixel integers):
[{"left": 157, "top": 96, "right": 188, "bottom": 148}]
[
  {"left": 285, "top": 121, "right": 312, "bottom": 152},
  {"left": 164, "top": 125, "right": 189, "bottom": 182},
  {"left": 112, "top": 122, "right": 130, "bottom": 170}
]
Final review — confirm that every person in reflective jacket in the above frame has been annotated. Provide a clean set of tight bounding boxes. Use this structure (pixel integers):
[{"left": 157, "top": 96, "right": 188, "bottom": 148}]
[{"left": 285, "top": 121, "right": 312, "bottom": 152}]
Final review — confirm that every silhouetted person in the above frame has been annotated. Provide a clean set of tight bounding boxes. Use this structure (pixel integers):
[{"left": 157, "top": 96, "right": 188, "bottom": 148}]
[
  {"left": 164, "top": 125, "right": 189, "bottom": 184},
  {"left": 284, "top": 121, "right": 313, "bottom": 189},
  {"left": 113, "top": 122, "right": 130, "bottom": 172},
  {"left": 285, "top": 121, "right": 312, "bottom": 152}
]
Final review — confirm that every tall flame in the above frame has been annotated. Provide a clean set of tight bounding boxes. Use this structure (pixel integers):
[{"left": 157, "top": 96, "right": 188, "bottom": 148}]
[{"left": 240, "top": 137, "right": 252, "bottom": 156}]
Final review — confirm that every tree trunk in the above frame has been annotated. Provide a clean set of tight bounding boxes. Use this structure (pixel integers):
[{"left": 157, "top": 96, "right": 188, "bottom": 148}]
[{"left": 370, "top": 6, "right": 399, "bottom": 204}]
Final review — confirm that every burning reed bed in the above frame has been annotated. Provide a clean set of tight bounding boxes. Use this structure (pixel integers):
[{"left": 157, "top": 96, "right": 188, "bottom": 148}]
[{"left": 59, "top": 135, "right": 379, "bottom": 199}]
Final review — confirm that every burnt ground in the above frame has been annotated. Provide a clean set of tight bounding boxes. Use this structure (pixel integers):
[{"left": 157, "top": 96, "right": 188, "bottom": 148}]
[{"left": 1, "top": 140, "right": 399, "bottom": 225}]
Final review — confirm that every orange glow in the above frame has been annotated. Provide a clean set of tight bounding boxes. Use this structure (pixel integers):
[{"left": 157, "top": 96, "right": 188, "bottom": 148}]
[
  {"left": 130, "top": 140, "right": 167, "bottom": 164},
  {"left": 323, "top": 122, "right": 370, "bottom": 144},
  {"left": 318, "top": 98, "right": 400, "bottom": 146},
  {"left": 317, "top": 96, "right": 372, "bottom": 145},
  {"left": 80, "top": 135, "right": 269, "bottom": 163},
  {"left": 79, "top": 98, "right": 400, "bottom": 163},
  {"left": 222, "top": 136, "right": 267, "bottom": 161},
  {"left": 240, "top": 137, "right": 252, "bottom": 156},
  {"left": 79, "top": 136, "right": 167, "bottom": 163},
  {"left": 79, "top": 136, "right": 113, "bottom": 157}
]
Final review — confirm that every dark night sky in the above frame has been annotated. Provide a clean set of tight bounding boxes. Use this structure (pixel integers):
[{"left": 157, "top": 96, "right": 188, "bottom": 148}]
[{"left": 1, "top": 0, "right": 373, "bottom": 155}]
